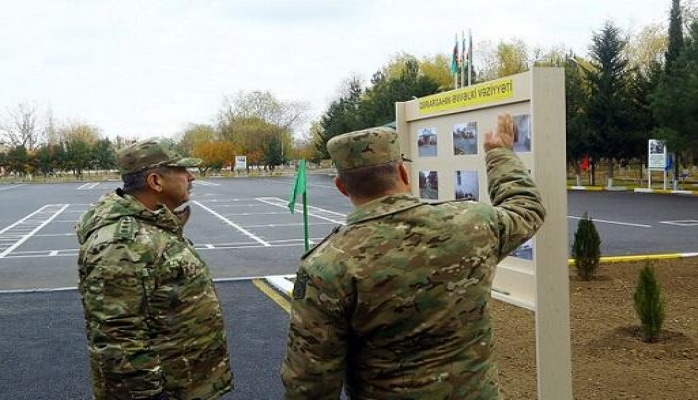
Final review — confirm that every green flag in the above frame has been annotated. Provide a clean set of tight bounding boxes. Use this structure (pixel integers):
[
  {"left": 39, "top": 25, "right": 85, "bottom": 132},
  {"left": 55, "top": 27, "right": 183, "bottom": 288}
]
[{"left": 288, "top": 159, "right": 306, "bottom": 213}]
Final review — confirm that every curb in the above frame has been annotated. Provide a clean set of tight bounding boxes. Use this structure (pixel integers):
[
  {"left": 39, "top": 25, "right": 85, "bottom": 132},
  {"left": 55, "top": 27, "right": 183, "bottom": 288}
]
[
  {"left": 567, "top": 252, "right": 698, "bottom": 266},
  {"left": 632, "top": 188, "right": 697, "bottom": 195},
  {"left": 2, "top": 255, "right": 695, "bottom": 295},
  {"left": 568, "top": 186, "right": 698, "bottom": 195}
]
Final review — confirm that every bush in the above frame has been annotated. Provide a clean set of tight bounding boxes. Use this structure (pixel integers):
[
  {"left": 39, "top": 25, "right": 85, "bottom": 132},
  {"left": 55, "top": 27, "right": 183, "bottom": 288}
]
[
  {"left": 572, "top": 212, "right": 601, "bottom": 280},
  {"left": 633, "top": 262, "right": 665, "bottom": 342}
]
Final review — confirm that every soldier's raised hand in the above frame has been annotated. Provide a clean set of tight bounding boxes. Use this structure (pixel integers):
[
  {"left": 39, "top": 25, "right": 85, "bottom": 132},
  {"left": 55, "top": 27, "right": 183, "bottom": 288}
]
[{"left": 484, "top": 113, "right": 515, "bottom": 152}]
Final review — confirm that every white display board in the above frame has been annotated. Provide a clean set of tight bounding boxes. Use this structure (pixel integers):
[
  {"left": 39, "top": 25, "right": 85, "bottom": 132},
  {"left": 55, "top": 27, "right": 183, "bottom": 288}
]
[
  {"left": 234, "top": 155, "right": 247, "bottom": 171},
  {"left": 648, "top": 139, "right": 667, "bottom": 171},
  {"left": 396, "top": 67, "right": 571, "bottom": 400}
]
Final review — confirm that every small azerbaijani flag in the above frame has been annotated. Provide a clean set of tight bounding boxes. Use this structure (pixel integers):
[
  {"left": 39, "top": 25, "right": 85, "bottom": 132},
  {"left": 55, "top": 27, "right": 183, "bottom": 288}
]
[
  {"left": 450, "top": 34, "right": 459, "bottom": 74},
  {"left": 461, "top": 33, "right": 467, "bottom": 68}
]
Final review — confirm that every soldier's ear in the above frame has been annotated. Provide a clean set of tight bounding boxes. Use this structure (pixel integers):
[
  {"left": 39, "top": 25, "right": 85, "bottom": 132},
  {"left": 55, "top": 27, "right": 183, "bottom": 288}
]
[
  {"left": 334, "top": 176, "right": 349, "bottom": 197},
  {"left": 398, "top": 163, "right": 410, "bottom": 187},
  {"left": 146, "top": 170, "right": 164, "bottom": 193}
]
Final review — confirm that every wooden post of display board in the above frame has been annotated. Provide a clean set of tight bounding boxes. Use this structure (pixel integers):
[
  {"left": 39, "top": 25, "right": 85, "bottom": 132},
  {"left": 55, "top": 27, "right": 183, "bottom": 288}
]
[{"left": 395, "top": 67, "right": 572, "bottom": 400}]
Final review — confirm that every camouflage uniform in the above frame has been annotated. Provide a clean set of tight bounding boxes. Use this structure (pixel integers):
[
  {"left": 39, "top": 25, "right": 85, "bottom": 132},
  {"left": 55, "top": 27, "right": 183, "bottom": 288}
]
[
  {"left": 282, "top": 127, "right": 545, "bottom": 400},
  {"left": 75, "top": 139, "right": 232, "bottom": 400}
]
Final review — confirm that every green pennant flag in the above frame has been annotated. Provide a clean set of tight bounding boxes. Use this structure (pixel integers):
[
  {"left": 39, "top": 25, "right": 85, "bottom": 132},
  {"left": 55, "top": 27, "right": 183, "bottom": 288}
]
[{"left": 288, "top": 159, "right": 306, "bottom": 213}]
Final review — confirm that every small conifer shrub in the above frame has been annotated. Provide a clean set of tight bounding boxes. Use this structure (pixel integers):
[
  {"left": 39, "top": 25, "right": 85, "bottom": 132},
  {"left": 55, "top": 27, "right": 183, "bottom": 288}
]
[
  {"left": 633, "top": 262, "right": 665, "bottom": 342},
  {"left": 572, "top": 212, "right": 601, "bottom": 280}
]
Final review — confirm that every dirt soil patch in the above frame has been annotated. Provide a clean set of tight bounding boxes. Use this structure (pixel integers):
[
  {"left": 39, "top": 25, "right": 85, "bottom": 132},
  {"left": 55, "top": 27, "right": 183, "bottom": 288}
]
[{"left": 492, "top": 258, "right": 698, "bottom": 400}]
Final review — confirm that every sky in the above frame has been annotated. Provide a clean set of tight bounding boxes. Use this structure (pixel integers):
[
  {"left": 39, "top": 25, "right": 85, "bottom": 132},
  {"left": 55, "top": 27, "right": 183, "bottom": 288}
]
[{"left": 0, "top": 0, "right": 670, "bottom": 141}]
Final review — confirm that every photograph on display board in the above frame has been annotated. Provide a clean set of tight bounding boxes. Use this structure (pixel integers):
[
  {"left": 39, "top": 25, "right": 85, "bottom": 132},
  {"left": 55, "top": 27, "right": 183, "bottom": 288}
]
[
  {"left": 510, "top": 238, "right": 534, "bottom": 260},
  {"left": 649, "top": 139, "right": 665, "bottom": 154},
  {"left": 453, "top": 122, "right": 478, "bottom": 155},
  {"left": 418, "top": 170, "right": 439, "bottom": 200},
  {"left": 512, "top": 114, "right": 532, "bottom": 153},
  {"left": 454, "top": 170, "right": 479, "bottom": 201},
  {"left": 417, "top": 127, "right": 438, "bottom": 157}
]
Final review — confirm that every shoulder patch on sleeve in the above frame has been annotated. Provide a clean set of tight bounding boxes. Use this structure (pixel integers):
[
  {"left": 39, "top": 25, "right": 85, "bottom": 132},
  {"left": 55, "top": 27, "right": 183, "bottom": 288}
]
[
  {"left": 115, "top": 216, "right": 137, "bottom": 241},
  {"left": 292, "top": 270, "right": 310, "bottom": 299}
]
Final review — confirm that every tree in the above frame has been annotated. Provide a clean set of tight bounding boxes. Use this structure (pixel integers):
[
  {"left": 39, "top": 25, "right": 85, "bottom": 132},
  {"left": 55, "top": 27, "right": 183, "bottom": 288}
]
[
  {"left": 35, "top": 144, "right": 55, "bottom": 176},
  {"left": 192, "top": 141, "right": 239, "bottom": 175},
  {"left": 219, "top": 116, "right": 286, "bottom": 170},
  {"left": 587, "top": 22, "right": 633, "bottom": 185},
  {"left": 178, "top": 124, "right": 217, "bottom": 156},
  {"left": 218, "top": 91, "right": 299, "bottom": 164},
  {"left": 290, "top": 129, "right": 319, "bottom": 163},
  {"left": 0, "top": 151, "right": 7, "bottom": 173},
  {"left": 65, "top": 140, "right": 92, "bottom": 178},
  {"left": 633, "top": 262, "right": 665, "bottom": 342},
  {"left": 57, "top": 121, "right": 100, "bottom": 145},
  {"left": 478, "top": 38, "right": 530, "bottom": 81},
  {"left": 652, "top": 21, "right": 698, "bottom": 176},
  {"left": 418, "top": 54, "right": 454, "bottom": 91},
  {"left": 219, "top": 90, "right": 305, "bottom": 132},
  {"left": 92, "top": 138, "right": 117, "bottom": 171},
  {"left": 666, "top": 0, "right": 685, "bottom": 72},
  {"left": 316, "top": 76, "right": 365, "bottom": 159},
  {"left": 627, "top": 60, "right": 663, "bottom": 180},
  {"left": 626, "top": 23, "right": 668, "bottom": 75},
  {"left": 263, "top": 134, "right": 284, "bottom": 170},
  {"left": 360, "top": 58, "right": 440, "bottom": 127},
  {"left": 572, "top": 212, "right": 601, "bottom": 280},
  {"left": 6, "top": 145, "right": 29, "bottom": 175},
  {"left": 565, "top": 55, "right": 593, "bottom": 184},
  {"left": 0, "top": 102, "right": 45, "bottom": 151}
]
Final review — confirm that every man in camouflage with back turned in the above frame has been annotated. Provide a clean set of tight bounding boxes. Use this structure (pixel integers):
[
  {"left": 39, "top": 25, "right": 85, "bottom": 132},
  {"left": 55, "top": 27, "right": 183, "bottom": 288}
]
[
  {"left": 282, "top": 114, "right": 545, "bottom": 399},
  {"left": 75, "top": 139, "right": 232, "bottom": 400}
]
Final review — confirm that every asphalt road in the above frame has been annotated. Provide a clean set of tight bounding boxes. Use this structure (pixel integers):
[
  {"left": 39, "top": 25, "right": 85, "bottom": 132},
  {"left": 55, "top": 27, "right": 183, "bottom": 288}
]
[
  {"left": 0, "top": 176, "right": 697, "bottom": 399},
  {"left": 0, "top": 280, "right": 289, "bottom": 400},
  {"left": 1, "top": 176, "right": 697, "bottom": 291}
]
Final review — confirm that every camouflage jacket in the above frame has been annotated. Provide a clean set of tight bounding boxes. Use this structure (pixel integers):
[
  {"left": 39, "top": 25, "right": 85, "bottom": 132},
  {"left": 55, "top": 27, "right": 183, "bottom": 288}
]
[
  {"left": 75, "top": 190, "right": 232, "bottom": 400},
  {"left": 282, "top": 148, "right": 545, "bottom": 400}
]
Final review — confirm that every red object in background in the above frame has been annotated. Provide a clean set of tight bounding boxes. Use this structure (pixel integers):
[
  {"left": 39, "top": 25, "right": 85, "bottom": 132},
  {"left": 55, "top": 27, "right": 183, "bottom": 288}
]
[{"left": 580, "top": 155, "right": 589, "bottom": 172}]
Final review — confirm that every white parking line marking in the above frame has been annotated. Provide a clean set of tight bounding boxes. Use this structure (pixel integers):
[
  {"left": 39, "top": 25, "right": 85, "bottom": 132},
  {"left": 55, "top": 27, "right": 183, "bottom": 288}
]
[
  {"left": 194, "top": 180, "right": 220, "bottom": 186},
  {"left": 193, "top": 200, "right": 271, "bottom": 247},
  {"left": 77, "top": 182, "right": 100, "bottom": 190},
  {"left": 256, "top": 197, "right": 346, "bottom": 225},
  {"left": 567, "top": 215, "right": 651, "bottom": 228},
  {"left": 2, "top": 237, "right": 329, "bottom": 259},
  {"left": 240, "top": 222, "right": 335, "bottom": 228},
  {"left": 659, "top": 220, "right": 698, "bottom": 226},
  {"left": 223, "top": 212, "right": 289, "bottom": 216},
  {"left": 0, "top": 204, "right": 70, "bottom": 258},
  {"left": 0, "top": 184, "right": 26, "bottom": 191}
]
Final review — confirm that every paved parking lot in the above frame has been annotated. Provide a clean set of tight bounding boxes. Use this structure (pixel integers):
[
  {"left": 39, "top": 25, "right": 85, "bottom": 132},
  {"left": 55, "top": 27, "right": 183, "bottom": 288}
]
[
  {"left": 0, "top": 176, "right": 351, "bottom": 291},
  {"left": 0, "top": 176, "right": 338, "bottom": 399},
  {"left": 0, "top": 177, "right": 697, "bottom": 399}
]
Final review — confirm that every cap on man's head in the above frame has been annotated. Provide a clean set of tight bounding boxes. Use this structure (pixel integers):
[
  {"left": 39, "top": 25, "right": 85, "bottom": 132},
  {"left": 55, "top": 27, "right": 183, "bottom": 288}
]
[
  {"left": 116, "top": 138, "right": 201, "bottom": 175},
  {"left": 327, "top": 126, "right": 408, "bottom": 172}
]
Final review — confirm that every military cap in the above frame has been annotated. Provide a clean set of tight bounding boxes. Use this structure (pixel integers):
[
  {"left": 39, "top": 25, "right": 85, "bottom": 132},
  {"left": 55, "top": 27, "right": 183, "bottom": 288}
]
[
  {"left": 116, "top": 138, "right": 201, "bottom": 175},
  {"left": 327, "top": 127, "right": 409, "bottom": 171}
]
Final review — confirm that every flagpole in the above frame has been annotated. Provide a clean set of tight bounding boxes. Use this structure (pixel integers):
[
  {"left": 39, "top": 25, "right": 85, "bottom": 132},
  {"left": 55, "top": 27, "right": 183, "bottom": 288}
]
[
  {"left": 287, "top": 159, "right": 309, "bottom": 251},
  {"left": 302, "top": 190, "right": 309, "bottom": 251},
  {"left": 468, "top": 29, "right": 473, "bottom": 86},
  {"left": 452, "top": 33, "right": 458, "bottom": 90},
  {"left": 460, "top": 30, "right": 465, "bottom": 88}
]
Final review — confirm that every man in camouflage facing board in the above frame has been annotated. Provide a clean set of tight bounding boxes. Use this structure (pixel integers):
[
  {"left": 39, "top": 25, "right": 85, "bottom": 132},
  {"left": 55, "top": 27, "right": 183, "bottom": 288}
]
[
  {"left": 282, "top": 114, "right": 545, "bottom": 399},
  {"left": 75, "top": 139, "right": 232, "bottom": 400}
]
